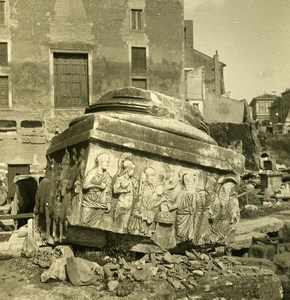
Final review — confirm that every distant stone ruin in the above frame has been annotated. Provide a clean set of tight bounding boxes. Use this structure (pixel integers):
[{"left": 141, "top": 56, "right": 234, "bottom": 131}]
[{"left": 34, "top": 87, "right": 245, "bottom": 252}]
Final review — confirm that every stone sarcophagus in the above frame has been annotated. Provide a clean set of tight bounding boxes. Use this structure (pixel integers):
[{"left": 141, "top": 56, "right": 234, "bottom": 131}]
[{"left": 34, "top": 87, "right": 245, "bottom": 252}]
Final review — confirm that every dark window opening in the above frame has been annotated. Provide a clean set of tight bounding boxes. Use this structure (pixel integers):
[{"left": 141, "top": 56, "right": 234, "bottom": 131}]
[
  {"left": 0, "top": 120, "right": 16, "bottom": 128},
  {"left": 0, "top": 1, "right": 5, "bottom": 25},
  {"left": 0, "top": 42, "right": 8, "bottom": 66},
  {"left": 131, "top": 78, "right": 147, "bottom": 90},
  {"left": 21, "top": 120, "right": 43, "bottom": 128},
  {"left": 131, "top": 47, "right": 146, "bottom": 73}
]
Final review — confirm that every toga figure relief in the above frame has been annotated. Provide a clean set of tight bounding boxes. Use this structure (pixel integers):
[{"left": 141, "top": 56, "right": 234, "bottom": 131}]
[
  {"left": 153, "top": 165, "right": 178, "bottom": 229},
  {"left": 113, "top": 153, "right": 138, "bottom": 230},
  {"left": 128, "top": 166, "right": 157, "bottom": 236},
  {"left": 81, "top": 153, "right": 112, "bottom": 227},
  {"left": 34, "top": 156, "right": 57, "bottom": 236},
  {"left": 208, "top": 177, "right": 240, "bottom": 244},
  {"left": 190, "top": 174, "right": 216, "bottom": 245},
  {"left": 171, "top": 171, "right": 201, "bottom": 242}
]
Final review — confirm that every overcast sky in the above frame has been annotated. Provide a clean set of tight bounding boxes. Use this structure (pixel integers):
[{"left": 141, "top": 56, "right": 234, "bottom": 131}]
[{"left": 184, "top": 0, "right": 290, "bottom": 102}]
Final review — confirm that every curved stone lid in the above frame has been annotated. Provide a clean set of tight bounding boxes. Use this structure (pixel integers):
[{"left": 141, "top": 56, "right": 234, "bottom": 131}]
[{"left": 85, "top": 87, "right": 209, "bottom": 134}]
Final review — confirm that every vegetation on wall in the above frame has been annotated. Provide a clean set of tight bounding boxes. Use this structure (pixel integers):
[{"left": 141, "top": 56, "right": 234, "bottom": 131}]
[{"left": 209, "top": 123, "right": 260, "bottom": 170}]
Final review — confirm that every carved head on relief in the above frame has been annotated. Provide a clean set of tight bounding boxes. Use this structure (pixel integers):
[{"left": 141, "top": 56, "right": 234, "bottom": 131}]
[
  {"left": 158, "top": 164, "right": 175, "bottom": 185},
  {"left": 96, "top": 153, "right": 110, "bottom": 172},
  {"left": 143, "top": 167, "right": 156, "bottom": 185},
  {"left": 217, "top": 177, "right": 238, "bottom": 206},
  {"left": 179, "top": 170, "right": 199, "bottom": 192},
  {"left": 117, "top": 153, "right": 135, "bottom": 177}
]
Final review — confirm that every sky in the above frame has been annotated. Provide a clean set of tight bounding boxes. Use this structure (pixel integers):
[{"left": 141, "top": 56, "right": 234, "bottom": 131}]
[{"left": 184, "top": 0, "right": 290, "bottom": 102}]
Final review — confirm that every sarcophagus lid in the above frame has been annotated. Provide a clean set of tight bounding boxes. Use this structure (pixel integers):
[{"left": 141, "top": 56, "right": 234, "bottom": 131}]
[{"left": 36, "top": 87, "right": 245, "bottom": 252}]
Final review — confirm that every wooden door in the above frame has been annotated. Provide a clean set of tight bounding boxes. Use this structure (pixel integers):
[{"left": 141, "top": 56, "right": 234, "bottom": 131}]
[{"left": 54, "top": 53, "right": 88, "bottom": 108}]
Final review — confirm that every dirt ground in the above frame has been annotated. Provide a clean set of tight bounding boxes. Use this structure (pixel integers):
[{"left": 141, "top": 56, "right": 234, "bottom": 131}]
[
  {"left": 0, "top": 252, "right": 284, "bottom": 300},
  {"left": 0, "top": 255, "right": 186, "bottom": 300}
]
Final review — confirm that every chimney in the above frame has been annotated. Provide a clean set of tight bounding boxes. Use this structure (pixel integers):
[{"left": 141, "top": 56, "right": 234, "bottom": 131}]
[
  {"left": 214, "top": 50, "right": 221, "bottom": 96},
  {"left": 184, "top": 20, "right": 194, "bottom": 68}
]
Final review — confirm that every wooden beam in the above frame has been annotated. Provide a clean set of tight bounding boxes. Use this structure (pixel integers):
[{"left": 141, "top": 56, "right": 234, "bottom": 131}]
[{"left": 0, "top": 213, "right": 33, "bottom": 220}]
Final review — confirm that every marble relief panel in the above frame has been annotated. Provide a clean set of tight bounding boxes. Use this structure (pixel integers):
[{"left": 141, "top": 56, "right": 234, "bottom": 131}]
[{"left": 69, "top": 144, "right": 241, "bottom": 249}]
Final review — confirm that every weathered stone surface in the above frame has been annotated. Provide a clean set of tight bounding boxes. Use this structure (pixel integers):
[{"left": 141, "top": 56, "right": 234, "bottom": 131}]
[
  {"left": 54, "top": 245, "right": 74, "bottom": 260},
  {"left": 107, "top": 280, "right": 119, "bottom": 291},
  {"left": 22, "top": 235, "right": 39, "bottom": 257},
  {"left": 132, "top": 268, "right": 152, "bottom": 282},
  {"left": 249, "top": 244, "right": 276, "bottom": 260},
  {"left": 66, "top": 257, "right": 104, "bottom": 287},
  {"left": 32, "top": 247, "right": 54, "bottom": 268},
  {"left": 36, "top": 87, "right": 245, "bottom": 251},
  {"left": 279, "top": 220, "right": 290, "bottom": 242},
  {"left": 40, "top": 245, "right": 74, "bottom": 282},
  {"left": 274, "top": 253, "right": 290, "bottom": 270},
  {"left": 230, "top": 216, "right": 284, "bottom": 250},
  {"left": 234, "top": 257, "right": 277, "bottom": 273},
  {"left": 41, "top": 258, "right": 67, "bottom": 282}
]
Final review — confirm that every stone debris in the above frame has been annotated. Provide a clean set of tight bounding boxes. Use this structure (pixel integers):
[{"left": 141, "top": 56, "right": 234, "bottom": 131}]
[
  {"left": 41, "top": 257, "right": 67, "bottom": 283},
  {"left": 30, "top": 244, "right": 284, "bottom": 299},
  {"left": 40, "top": 245, "right": 74, "bottom": 283},
  {"left": 66, "top": 257, "right": 104, "bottom": 287},
  {"left": 107, "top": 279, "right": 119, "bottom": 291}
]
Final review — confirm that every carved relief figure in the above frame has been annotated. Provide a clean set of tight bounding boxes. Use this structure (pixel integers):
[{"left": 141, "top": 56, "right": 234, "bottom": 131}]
[
  {"left": 52, "top": 179, "right": 72, "bottom": 241},
  {"left": 154, "top": 165, "right": 177, "bottom": 227},
  {"left": 81, "top": 153, "right": 112, "bottom": 227},
  {"left": 34, "top": 156, "right": 57, "bottom": 236},
  {"left": 113, "top": 153, "right": 138, "bottom": 229},
  {"left": 128, "top": 166, "right": 157, "bottom": 236},
  {"left": 191, "top": 174, "right": 216, "bottom": 245},
  {"left": 209, "top": 177, "right": 240, "bottom": 243},
  {"left": 52, "top": 149, "right": 74, "bottom": 241},
  {"left": 171, "top": 171, "right": 200, "bottom": 242}
]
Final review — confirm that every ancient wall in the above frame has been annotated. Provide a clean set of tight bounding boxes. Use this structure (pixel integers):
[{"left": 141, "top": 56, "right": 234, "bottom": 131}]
[{"left": 203, "top": 91, "right": 245, "bottom": 124}]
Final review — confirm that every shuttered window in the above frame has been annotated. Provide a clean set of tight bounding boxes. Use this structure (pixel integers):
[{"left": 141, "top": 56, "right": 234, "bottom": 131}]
[
  {"left": 0, "top": 76, "right": 8, "bottom": 107},
  {"left": 54, "top": 53, "right": 89, "bottom": 108},
  {"left": 0, "top": 42, "right": 8, "bottom": 66},
  {"left": 131, "top": 9, "right": 143, "bottom": 31},
  {"left": 131, "top": 47, "right": 146, "bottom": 73},
  {"left": 0, "top": 1, "right": 5, "bottom": 25}
]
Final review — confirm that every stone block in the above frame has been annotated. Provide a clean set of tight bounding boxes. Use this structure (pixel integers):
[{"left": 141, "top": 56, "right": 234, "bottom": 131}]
[
  {"left": 274, "top": 252, "right": 290, "bottom": 271},
  {"left": 248, "top": 244, "right": 276, "bottom": 260},
  {"left": 234, "top": 257, "right": 277, "bottom": 273},
  {"left": 36, "top": 87, "right": 245, "bottom": 251},
  {"left": 66, "top": 257, "right": 104, "bottom": 287},
  {"left": 41, "top": 257, "right": 67, "bottom": 282}
]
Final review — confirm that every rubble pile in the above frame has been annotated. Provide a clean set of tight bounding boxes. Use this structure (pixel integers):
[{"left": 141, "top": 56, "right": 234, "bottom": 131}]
[{"left": 30, "top": 245, "right": 283, "bottom": 299}]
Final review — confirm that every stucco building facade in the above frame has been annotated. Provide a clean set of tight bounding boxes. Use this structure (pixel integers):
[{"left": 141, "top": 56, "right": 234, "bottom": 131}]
[
  {"left": 269, "top": 90, "right": 290, "bottom": 134},
  {"left": 249, "top": 93, "right": 279, "bottom": 125},
  {"left": 0, "top": 0, "right": 185, "bottom": 169}
]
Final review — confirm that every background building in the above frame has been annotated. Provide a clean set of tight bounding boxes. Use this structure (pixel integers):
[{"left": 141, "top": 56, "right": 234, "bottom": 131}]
[
  {"left": 184, "top": 20, "right": 245, "bottom": 124},
  {"left": 269, "top": 89, "right": 290, "bottom": 134},
  {"left": 249, "top": 93, "right": 280, "bottom": 125},
  {"left": 0, "top": 0, "right": 185, "bottom": 169}
]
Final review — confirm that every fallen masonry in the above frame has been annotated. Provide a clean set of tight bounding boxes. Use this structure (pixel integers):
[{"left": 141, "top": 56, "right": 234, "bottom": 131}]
[{"left": 24, "top": 243, "right": 283, "bottom": 300}]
